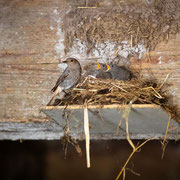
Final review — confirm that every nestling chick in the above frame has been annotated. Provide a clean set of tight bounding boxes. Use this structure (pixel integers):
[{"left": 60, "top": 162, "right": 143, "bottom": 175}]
[
  {"left": 96, "top": 62, "right": 112, "bottom": 79},
  {"left": 106, "top": 64, "right": 132, "bottom": 81}
]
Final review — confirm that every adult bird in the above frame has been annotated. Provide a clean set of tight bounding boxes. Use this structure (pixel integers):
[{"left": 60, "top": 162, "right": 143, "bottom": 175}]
[{"left": 47, "top": 58, "right": 82, "bottom": 106}]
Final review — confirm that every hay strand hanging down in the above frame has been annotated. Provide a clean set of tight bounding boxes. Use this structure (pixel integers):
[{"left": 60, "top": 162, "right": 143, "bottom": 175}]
[{"left": 84, "top": 103, "right": 90, "bottom": 168}]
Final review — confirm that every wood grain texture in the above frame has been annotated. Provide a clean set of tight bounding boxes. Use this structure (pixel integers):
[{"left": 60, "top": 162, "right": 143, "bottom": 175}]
[
  {"left": 0, "top": 0, "right": 65, "bottom": 120},
  {"left": 131, "top": 34, "right": 180, "bottom": 116},
  {"left": 0, "top": 0, "right": 180, "bottom": 139}
]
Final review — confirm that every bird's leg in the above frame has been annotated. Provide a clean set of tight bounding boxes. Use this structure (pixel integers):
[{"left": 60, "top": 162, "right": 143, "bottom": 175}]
[{"left": 47, "top": 86, "right": 62, "bottom": 106}]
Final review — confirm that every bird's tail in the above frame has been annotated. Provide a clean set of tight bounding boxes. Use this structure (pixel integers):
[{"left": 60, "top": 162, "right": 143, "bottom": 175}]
[
  {"left": 47, "top": 92, "right": 58, "bottom": 106},
  {"left": 51, "top": 85, "right": 58, "bottom": 92},
  {"left": 47, "top": 86, "right": 61, "bottom": 106}
]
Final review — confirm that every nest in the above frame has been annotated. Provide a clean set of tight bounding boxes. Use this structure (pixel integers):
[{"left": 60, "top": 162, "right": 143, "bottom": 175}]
[{"left": 54, "top": 76, "right": 178, "bottom": 121}]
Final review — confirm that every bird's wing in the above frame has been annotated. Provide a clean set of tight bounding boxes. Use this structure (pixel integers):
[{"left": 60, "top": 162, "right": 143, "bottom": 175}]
[{"left": 51, "top": 67, "right": 69, "bottom": 92}]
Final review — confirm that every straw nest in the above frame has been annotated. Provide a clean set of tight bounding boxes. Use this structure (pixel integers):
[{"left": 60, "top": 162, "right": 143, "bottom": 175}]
[{"left": 53, "top": 76, "right": 178, "bottom": 121}]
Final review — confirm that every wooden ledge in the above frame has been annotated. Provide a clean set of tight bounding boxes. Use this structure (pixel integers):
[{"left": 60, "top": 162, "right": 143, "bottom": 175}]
[
  {"left": 0, "top": 104, "right": 179, "bottom": 140},
  {"left": 40, "top": 104, "right": 180, "bottom": 140},
  {"left": 40, "top": 104, "right": 160, "bottom": 110}
]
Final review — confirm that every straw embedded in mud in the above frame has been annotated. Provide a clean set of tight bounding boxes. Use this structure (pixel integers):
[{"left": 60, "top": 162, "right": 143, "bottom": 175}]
[{"left": 63, "top": 0, "right": 180, "bottom": 55}]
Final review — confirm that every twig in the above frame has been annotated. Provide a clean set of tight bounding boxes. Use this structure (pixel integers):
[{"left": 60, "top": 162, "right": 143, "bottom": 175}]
[
  {"left": 161, "top": 113, "right": 172, "bottom": 159},
  {"left": 77, "top": 6, "right": 97, "bottom": 8},
  {"left": 130, "top": 35, "right": 133, "bottom": 48},
  {"left": 159, "top": 72, "right": 171, "bottom": 89},
  {"left": 124, "top": 98, "right": 136, "bottom": 150},
  {"left": 73, "top": 88, "right": 98, "bottom": 92},
  {"left": 88, "top": 109, "right": 104, "bottom": 121},
  {"left": 98, "top": 109, "right": 104, "bottom": 121},
  {"left": 116, "top": 118, "right": 123, "bottom": 136},
  {"left": 79, "top": 76, "right": 89, "bottom": 86},
  {"left": 123, "top": 169, "right": 126, "bottom": 180},
  {"left": 114, "top": 48, "right": 120, "bottom": 56},
  {"left": 91, "top": 22, "right": 97, "bottom": 35},
  {"left": 112, "top": 83, "right": 129, "bottom": 93},
  {"left": 142, "top": 86, "right": 163, "bottom": 99},
  {"left": 115, "top": 137, "right": 155, "bottom": 180},
  {"left": 126, "top": 168, "right": 141, "bottom": 176},
  {"left": 92, "top": 78, "right": 129, "bottom": 93},
  {"left": 146, "top": 48, "right": 151, "bottom": 61},
  {"left": 118, "top": 97, "right": 138, "bottom": 150},
  {"left": 84, "top": 103, "right": 90, "bottom": 168}
]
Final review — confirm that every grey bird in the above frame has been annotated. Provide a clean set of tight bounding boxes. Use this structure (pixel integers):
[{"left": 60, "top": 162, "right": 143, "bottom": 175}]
[
  {"left": 96, "top": 62, "right": 112, "bottom": 79},
  {"left": 47, "top": 58, "right": 82, "bottom": 106},
  {"left": 106, "top": 64, "right": 132, "bottom": 81}
]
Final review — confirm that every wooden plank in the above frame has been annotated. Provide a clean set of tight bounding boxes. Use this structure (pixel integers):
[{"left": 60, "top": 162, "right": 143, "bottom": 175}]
[
  {"left": 2, "top": 105, "right": 177, "bottom": 140},
  {"left": 1, "top": 120, "right": 179, "bottom": 140},
  {"left": 0, "top": 0, "right": 179, "bottom": 136},
  {"left": 0, "top": 121, "right": 63, "bottom": 140}
]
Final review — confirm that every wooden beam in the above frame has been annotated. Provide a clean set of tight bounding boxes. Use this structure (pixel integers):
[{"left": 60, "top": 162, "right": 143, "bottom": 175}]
[{"left": 0, "top": 0, "right": 180, "bottom": 140}]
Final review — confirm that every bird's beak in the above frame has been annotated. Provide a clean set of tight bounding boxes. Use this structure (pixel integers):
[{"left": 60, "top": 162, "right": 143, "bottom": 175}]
[
  {"left": 106, "top": 64, "right": 110, "bottom": 71},
  {"left": 62, "top": 60, "right": 67, "bottom": 63},
  {"left": 96, "top": 62, "right": 101, "bottom": 70}
]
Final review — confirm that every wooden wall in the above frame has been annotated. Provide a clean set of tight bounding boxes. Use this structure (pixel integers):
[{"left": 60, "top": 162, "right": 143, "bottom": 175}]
[{"left": 0, "top": 0, "right": 180, "bottom": 125}]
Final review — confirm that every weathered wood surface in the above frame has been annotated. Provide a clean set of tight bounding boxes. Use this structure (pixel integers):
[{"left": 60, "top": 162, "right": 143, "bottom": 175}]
[
  {"left": 40, "top": 104, "right": 180, "bottom": 140},
  {"left": 0, "top": 0, "right": 180, "bottom": 139}
]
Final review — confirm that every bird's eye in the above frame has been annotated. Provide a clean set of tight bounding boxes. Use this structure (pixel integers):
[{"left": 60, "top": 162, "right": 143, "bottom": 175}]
[{"left": 71, "top": 59, "right": 73, "bottom": 62}]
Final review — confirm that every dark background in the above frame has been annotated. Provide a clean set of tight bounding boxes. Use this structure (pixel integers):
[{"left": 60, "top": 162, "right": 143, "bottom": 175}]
[{"left": 0, "top": 140, "right": 180, "bottom": 180}]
